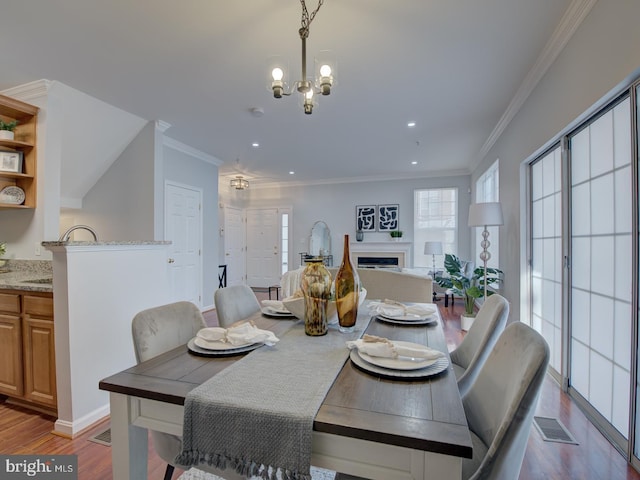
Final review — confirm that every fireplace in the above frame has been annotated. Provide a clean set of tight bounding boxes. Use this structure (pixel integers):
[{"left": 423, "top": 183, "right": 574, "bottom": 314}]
[
  {"left": 349, "top": 242, "right": 412, "bottom": 269},
  {"left": 357, "top": 256, "right": 399, "bottom": 268}
]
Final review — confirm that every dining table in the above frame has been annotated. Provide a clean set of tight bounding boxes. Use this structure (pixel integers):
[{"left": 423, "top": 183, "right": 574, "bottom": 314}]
[{"left": 99, "top": 302, "right": 472, "bottom": 480}]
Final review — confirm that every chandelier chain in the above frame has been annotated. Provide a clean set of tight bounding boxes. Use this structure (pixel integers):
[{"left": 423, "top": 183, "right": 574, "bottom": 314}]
[{"left": 299, "top": 0, "right": 324, "bottom": 39}]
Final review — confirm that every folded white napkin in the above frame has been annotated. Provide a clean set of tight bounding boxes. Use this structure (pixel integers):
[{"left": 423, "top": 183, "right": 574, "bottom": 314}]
[
  {"left": 369, "top": 299, "right": 437, "bottom": 318},
  {"left": 260, "top": 299, "right": 290, "bottom": 313},
  {"left": 346, "top": 334, "right": 444, "bottom": 360},
  {"left": 197, "top": 322, "right": 280, "bottom": 347}
]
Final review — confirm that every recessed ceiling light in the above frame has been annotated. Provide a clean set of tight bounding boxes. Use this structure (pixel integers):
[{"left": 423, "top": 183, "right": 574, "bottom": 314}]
[
  {"left": 289, "top": 171, "right": 295, "bottom": 175},
  {"left": 411, "top": 161, "right": 418, "bottom": 165},
  {"left": 252, "top": 142, "right": 260, "bottom": 148},
  {"left": 407, "top": 121, "right": 416, "bottom": 127}
]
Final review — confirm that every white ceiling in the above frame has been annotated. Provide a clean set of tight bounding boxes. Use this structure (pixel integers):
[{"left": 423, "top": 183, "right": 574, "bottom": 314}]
[{"left": 0, "top": 0, "right": 580, "bottom": 187}]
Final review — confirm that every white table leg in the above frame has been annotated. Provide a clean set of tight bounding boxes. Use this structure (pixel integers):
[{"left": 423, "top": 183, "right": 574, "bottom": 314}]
[{"left": 109, "top": 392, "right": 149, "bottom": 480}]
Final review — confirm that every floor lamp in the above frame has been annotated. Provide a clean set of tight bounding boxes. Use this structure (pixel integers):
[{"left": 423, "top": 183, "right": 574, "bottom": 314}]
[
  {"left": 424, "top": 241, "right": 443, "bottom": 302},
  {"left": 468, "top": 202, "right": 503, "bottom": 299}
]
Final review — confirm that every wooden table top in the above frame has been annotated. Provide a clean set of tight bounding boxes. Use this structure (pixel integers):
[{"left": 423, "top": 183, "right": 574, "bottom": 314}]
[{"left": 99, "top": 308, "right": 472, "bottom": 459}]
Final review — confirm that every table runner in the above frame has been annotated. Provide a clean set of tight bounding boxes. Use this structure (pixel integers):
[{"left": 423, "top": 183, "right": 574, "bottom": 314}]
[{"left": 176, "top": 314, "right": 371, "bottom": 480}]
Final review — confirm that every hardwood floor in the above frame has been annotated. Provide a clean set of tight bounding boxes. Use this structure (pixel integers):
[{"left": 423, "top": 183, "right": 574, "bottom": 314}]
[{"left": 0, "top": 292, "right": 638, "bottom": 479}]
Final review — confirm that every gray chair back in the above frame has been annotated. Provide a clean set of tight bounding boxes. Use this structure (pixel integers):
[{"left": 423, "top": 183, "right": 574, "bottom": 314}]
[
  {"left": 131, "top": 301, "right": 206, "bottom": 363},
  {"left": 462, "top": 322, "right": 550, "bottom": 480},
  {"left": 130, "top": 301, "right": 207, "bottom": 475},
  {"left": 214, "top": 285, "right": 261, "bottom": 327},
  {"left": 451, "top": 294, "right": 509, "bottom": 397}
]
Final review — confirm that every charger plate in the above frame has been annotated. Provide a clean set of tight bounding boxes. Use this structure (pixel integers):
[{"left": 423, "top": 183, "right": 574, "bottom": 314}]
[
  {"left": 349, "top": 349, "right": 449, "bottom": 380},
  {"left": 375, "top": 315, "right": 437, "bottom": 326},
  {"left": 187, "top": 338, "right": 263, "bottom": 357},
  {"left": 261, "top": 307, "right": 296, "bottom": 319}
]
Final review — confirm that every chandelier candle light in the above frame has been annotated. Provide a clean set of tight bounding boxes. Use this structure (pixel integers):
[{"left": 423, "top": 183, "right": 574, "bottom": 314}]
[
  {"left": 468, "top": 202, "right": 504, "bottom": 299},
  {"left": 269, "top": 0, "right": 335, "bottom": 114}
]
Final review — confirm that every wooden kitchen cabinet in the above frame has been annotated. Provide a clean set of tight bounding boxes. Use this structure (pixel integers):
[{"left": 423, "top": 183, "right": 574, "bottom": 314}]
[{"left": 0, "top": 291, "right": 56, "bottom": 412}]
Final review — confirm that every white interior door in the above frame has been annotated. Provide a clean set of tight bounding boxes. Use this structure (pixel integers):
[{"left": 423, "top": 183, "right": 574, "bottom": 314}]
[
  {"left": 246, "top": 208, "right": 280, "bottom": 288},
  {"left": 224, "top": 206, "right": 245, "bottom": 286},
  {"left": 165, "top": 182, "right": 202, "bottom": 306}
]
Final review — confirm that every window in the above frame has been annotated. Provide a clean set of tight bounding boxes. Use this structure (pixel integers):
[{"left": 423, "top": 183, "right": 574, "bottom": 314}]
[
  {"left": 413, "top": 188, "right": 458, "bottom": 269},
  {"left": 281, "top": 212, "right": 289, "bottom": 275},
  {"left": 475, "top": 159, "right": 500, "bottom": 268}
]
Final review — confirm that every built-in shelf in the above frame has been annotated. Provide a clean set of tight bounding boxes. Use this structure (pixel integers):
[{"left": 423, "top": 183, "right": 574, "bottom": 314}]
[{"left": 0, "top": 94, "right": 38, "bottom": 209}]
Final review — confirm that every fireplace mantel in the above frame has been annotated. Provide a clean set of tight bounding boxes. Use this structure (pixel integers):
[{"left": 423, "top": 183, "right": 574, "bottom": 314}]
[{"left": 350, "top": 241, "right": 412, "bottom": 268}]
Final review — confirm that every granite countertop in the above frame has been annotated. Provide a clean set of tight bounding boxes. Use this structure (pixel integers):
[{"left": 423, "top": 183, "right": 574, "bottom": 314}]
[
  {"left": 42, "top": 240, "right": 171, "bottom": 247},
  {"left": 0, "top": 260, "right": 53, "bottom": 293}
]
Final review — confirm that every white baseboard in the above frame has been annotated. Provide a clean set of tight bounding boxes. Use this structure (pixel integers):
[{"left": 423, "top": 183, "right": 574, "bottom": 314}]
[{"left": 54, "top": 404, "right": 111, "bottom": 437}]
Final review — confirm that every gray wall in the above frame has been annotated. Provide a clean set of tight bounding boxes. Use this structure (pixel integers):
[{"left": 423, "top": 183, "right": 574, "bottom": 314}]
[
  {"left": 241, "top": 175, "right": 472, "bottom": 270},
  {"left": 473, "top": 0, "right": 640, "bottom": 322}
]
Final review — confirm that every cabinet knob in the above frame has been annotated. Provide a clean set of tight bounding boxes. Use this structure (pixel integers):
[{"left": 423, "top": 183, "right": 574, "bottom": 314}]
[{"left": 168, "top": 258, "right": 175, "bottom": 263}]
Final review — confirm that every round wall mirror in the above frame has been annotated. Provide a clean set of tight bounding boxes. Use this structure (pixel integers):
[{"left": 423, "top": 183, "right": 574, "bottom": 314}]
[{"left": 309, "top": 221, "right": 331, "bottom": 256}]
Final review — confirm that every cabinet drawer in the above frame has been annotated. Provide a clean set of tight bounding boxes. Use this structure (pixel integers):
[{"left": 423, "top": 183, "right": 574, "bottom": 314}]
[
  {"left": 0, "top": 293, "right": 21, "bottom": 313},
  {"left": 23, "top": 295, "right": 54, "bottom": 318}
]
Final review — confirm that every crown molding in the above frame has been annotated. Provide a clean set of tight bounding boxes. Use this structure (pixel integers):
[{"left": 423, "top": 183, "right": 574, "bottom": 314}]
[
  {"left": 155, "top": 120, "right": 171, "bottom": 132},
  {"left": 243, "top": 168, "right": 471, "bottom": 190},
  {"left": 163, "top": 136, "right": 223, "bottom": 166},
  {"left": 0, "top": 79, "right": 51, "bottom": 101},
  {"left": 474, "top": 0, "right": 598, "bottom": 169}
]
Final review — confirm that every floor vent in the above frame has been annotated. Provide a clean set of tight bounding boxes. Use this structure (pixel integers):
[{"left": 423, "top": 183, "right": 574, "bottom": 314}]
[
  {"left": 533, "top": 416, "right": 578, "bottom": 444},
  {"left": 88, "top": 427, "right": 111, "bottom": 446}
]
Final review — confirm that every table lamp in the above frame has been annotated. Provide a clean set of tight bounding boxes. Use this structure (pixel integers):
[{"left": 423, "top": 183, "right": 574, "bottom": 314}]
[{"left": 468, "top": 202, "right": 503, "bottom": 299}]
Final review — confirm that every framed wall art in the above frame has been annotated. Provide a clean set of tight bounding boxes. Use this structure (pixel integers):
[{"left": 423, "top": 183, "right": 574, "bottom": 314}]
[
  {"left": 378, "top": 204, "right": 399, "bottom": 231},
  {"left": 0, "top": 151, "right": 23, "bottom": 174},
  {"left": 355, "top": 205, "right": 376, "bottom": 231}
]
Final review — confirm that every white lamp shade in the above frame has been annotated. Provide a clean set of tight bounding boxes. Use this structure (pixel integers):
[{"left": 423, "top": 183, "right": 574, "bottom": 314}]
[
  {"left": 468, "top": 202, "right": 504, "bottom": 227},
  {"left": 424, "top": 241, "right": 443, "bottom": 255}
]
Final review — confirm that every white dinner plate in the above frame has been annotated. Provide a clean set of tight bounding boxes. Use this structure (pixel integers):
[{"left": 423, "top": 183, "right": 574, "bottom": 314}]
[
  {"left": 380, "top": 313, "right": 430, "bottom": 322},
  {"left": 194, "top": 337, "right": 256, "bottom": 350},
  {"left": 350, "top": 349, "right": 449, "bottom": 380},
  {"left": 357, "top": 341, "right": 442, "bottom": 371},
  {"left": 261, "top": 307, "right": 296, "bottom": 318},
  {"left": 375, "top": 315, "right": 437, "bottom": 326},
  {"left": 188, "top": 338, "right": 263, "bottom": 357}
]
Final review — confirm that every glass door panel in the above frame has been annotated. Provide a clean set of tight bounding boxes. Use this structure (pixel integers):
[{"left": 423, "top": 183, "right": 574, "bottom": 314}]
[
  {"left": 530, "top": 146, "right": 563, "bottom": 373},
  {"left": 569, "top": 97, "right": 632, "bottom": 441}
]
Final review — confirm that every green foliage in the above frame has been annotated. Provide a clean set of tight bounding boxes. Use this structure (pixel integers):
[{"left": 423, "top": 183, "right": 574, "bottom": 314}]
[
  {"left": 0, "top": 242, "right": 5, "bottom": 257},
  {"left": 435, "top": 253, "right": 503, "bottom": 316},
  {"left": 389, "top": 230, "right": 403, "bottom": 238},
  {"left": 0, "top": 119, "right": 18, "bottom": 131}
]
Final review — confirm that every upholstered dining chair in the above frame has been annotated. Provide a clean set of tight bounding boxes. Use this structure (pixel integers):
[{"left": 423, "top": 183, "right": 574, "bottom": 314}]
[
  {"left": 461, "top": 321, "right": 550, "bottom": 480},
  {"left": 327, "top": 267, "right": 433, "bottom": 303},
  {"left": 214, "top": 284, "right": 262, "bottom": 327},
  {"left": 131, "top": 301, "right": 207, "bottom": 480},
  {"left": 450, "top": 293, "right": 509, "bottom": 397}
]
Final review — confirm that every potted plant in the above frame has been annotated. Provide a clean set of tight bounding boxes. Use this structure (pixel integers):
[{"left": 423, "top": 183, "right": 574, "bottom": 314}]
[
  {"left": 435, "top": 253, "right": 502, "bottom": 330},
  {"left": 389, "top": 230, "right": 403, "bottom": 241},
  {"left": 0, "top": 119, "right": 18, "bottom": 141},
  {"left": 0, "top": 242, "right": 6, "bottom": 268}
]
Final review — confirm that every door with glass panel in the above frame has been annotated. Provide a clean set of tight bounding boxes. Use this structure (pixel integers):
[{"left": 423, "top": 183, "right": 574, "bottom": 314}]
[{"left": 569, "top": 96, "right": 632, "bottom": 451}]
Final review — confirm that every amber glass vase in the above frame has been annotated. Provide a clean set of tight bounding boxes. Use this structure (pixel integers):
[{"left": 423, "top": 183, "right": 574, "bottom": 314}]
[
  {"left": 300, "top": 260, "right": 332, "bottom": 336},
  {"left": 335, "top": 235, "right": 361, "bottom": 333}
]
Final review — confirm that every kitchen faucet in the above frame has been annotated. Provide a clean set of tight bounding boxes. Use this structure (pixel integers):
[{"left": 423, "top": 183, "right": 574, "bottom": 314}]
[{"left": 59, "top": 225, "right": 99, "bottom": 242}]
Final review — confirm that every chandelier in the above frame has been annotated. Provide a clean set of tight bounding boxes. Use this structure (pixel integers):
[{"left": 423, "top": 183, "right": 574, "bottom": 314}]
[
  {"left": 269, "top": 0, "right": 334, "bottom": 114},
  {"left": 230, "top": 176, "right": 249, "bottom": 190}
]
